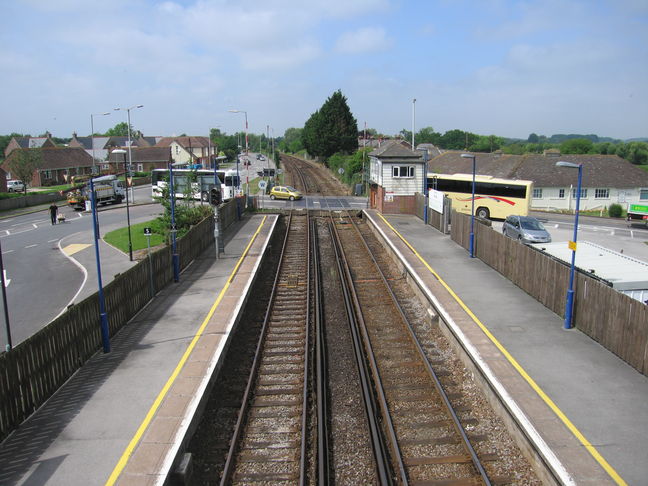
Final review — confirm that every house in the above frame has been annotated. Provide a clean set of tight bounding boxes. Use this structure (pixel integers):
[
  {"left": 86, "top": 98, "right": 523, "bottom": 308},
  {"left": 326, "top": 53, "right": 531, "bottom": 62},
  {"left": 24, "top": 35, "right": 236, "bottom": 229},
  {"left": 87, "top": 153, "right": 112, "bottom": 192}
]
[
  {"left": 368, "top": 141, "right": 426, "bottom": 214},
  {"left": 426, "top": 151, "right": 648, "bottom": 211},
  {"left": 155, "top": 136, "right": 215, "bottom": 166},
  {"left": 1, "top": 147, "right": 94, "bottom": 186},
  {"left": 4, "top": 133, "right": 56, "bottom": 158},
  {"left": 107, "top": 147, "right": 172, "bottom": 173},
  {"left": 68, "top": 132, "right": 111, "bottom": 164},
  {"left": 0, "top": 168, "right": 8, "bottom": 192}
]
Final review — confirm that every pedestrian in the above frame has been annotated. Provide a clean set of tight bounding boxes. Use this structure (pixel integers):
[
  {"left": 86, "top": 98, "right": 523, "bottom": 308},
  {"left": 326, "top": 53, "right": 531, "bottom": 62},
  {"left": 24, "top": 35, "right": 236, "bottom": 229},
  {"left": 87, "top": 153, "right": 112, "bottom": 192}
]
[{"left": 49, "top": 203, "right": 58, "bottom": 225}]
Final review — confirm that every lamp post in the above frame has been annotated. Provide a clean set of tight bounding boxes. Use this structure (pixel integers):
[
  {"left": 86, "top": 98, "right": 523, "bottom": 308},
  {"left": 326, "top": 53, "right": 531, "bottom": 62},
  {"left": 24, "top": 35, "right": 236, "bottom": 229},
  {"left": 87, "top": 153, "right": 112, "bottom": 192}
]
[
  {"left": 169, "top": 162, "right": 180, "bottom": 282},
  {"left": 411, "top": 98, "right": 416, "bottom": 150},
  {"left": 228, "top": 109, "right": 248, "bottom": 194},
  {"left": 556, "top": 161, "right": 583, "bottom": 329},
  {"left": 90, "top": 177, "right": 111, "bottom": 353},
  {"left": 114, "top": 104, "right": 143, "bottom": 203},
  {"left": 112, "top": 149, "right": 133, "bottom": 261},
  {"left": 90, "top": 112, "right": 110, "bottom": 176},
  {"left": 461, "top": 153, "right": 477, "bottom": 258}
]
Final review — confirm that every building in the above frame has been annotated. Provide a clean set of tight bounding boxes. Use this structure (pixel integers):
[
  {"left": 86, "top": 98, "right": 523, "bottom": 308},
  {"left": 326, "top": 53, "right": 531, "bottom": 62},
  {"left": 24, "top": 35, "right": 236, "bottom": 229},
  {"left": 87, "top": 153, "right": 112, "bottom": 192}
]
[
  {"left": 107, "top": 147, "right": 172, "bottom": 173},
  {"left": 426, "top": 151, "right": 648, "bottom": 211},
  {"left": 4, "top": 133, "right": 55, "bottom": 158},
  {"left": 155, "top": 136, "right": 215, "bottom": 166},
  {"left": 368, "top": 141, "right": 426, "bottom": 214},
  {"left": 1, "top": 147, "right": 94, "bottom": 186}
]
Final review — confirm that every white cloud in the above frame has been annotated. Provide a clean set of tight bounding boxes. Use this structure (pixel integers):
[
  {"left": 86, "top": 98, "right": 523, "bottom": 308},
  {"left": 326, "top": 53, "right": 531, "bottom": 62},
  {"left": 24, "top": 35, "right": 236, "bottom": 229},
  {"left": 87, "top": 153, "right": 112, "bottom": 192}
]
[{"left": 335, "top": 27, "right": 392, "bottom": 54}]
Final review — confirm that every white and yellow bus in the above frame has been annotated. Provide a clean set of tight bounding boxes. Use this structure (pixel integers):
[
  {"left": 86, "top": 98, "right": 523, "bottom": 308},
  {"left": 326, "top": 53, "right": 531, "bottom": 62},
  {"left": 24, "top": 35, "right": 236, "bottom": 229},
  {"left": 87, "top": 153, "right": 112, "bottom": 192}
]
[{"left": 428, "top": 173, "right": 533, "bottom": 220}]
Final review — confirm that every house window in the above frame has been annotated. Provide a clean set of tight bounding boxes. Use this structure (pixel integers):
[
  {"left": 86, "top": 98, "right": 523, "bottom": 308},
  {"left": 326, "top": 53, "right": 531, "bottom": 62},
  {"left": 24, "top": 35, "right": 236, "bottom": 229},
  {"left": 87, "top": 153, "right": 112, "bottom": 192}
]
[
  {"left": 640, "top": 189, "right": 648, "bottom": 200},
  {"left": 558, "top": 188, "right": 565, "bottom": 198},
  {"left": 137, "top": 163, "right": 143, "bottom": 172},
  {"left": 532, "top": 188, "right": 542, "bottom": 199},
  {"left": 571, "top": 188, "right": 588, "bottom": 199},
  {"left": 392, "top": 166, "right": 415, "bottom": 178},
  {"left": 175, "top": 146, "right": 179, "bottom": 155},
  {"left": 595, "top": 188, "right": 609, "bottom": 199}
]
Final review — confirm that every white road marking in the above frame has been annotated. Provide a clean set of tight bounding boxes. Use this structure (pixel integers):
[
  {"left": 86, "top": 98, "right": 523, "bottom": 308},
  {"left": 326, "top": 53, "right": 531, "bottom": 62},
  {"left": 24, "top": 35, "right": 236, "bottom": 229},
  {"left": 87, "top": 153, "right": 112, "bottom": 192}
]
[
  {"left": 25, "top": 244, "right": 38, "bottom": 248},
  {"left": 2, "top": 250, "right": 13, "bottom": 254}
]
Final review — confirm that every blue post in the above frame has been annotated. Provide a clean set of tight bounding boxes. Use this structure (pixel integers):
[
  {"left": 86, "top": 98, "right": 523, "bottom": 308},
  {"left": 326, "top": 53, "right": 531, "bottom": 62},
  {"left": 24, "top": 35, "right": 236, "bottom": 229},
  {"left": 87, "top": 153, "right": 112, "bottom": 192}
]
[
  {"left": 564, "top": 164, "right": 582, "bottom": 329},
  {"left": 422, "top": 149, "right": 429, "bottom": 225},
  {"left": 169, "top": 164, "right": 180, "bottom": 282},
  {"left": 469, "top": 157, "right": 476, "bottom": 258},
  {"left": 90, "top": 178, "right": 110, "bottom": 353}
]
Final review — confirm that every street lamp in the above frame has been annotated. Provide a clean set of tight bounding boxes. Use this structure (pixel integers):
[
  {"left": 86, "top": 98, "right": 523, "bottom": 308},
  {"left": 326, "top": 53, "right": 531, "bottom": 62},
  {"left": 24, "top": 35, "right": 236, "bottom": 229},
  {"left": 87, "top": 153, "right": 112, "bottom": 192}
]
[
  {"left": 461, "top": 153, "right": 477, "bottom": 258},
  {"left": 412, "top": 98, "right": 416, "bottom": 150},
  {"left": 228, "top": 109, "right": 248, "bottom": 194},
  {"left": 114, "top": 104, "right": 143, "bottom": 202},
  {"left": 90, "top": 177, "right": 111, "bottom": 353},
  {"left": 90, "top": 112, "right": 110, "bottom": 176},
  {"left": 556, "top": 160, "right": 583, "bottom": 329},
  {"left": 112, "top": 149, "right": 133, "bottom": 261}
]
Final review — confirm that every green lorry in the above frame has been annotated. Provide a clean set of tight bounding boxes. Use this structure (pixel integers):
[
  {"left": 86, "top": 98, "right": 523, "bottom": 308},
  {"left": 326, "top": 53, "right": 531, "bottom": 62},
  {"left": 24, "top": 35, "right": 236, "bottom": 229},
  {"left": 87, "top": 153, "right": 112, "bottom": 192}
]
[{"left": 627, "top": 202, "right": 648, "bottom": 225}]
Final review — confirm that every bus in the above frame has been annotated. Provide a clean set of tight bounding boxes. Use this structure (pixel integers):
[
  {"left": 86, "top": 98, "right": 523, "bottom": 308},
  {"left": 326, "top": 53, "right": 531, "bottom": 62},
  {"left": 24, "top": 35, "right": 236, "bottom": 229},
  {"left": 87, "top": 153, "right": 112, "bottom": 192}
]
[
  {"left": 151, "top": 168, "right": 240, "bottom": 203},
  {"left": 428, "top": 173, "right": 533, "bottom": 220}
]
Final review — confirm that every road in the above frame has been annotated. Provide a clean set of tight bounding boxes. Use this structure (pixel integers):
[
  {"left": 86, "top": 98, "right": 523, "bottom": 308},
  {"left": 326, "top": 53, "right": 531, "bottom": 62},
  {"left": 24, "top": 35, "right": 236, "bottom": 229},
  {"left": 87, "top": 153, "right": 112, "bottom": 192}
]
[{"left": 0, "top": 186, "right": 161, "bottom": 349}]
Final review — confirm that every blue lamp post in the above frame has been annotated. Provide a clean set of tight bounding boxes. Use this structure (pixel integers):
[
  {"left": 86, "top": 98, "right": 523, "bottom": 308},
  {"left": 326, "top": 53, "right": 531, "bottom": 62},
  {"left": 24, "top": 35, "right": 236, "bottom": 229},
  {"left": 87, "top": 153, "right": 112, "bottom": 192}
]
[
  {"left": 461, "top": 153, "right": 477, "bottom": 258},
  {"left": 90, "top": 177, "right": 111, "bottom": 352},
  {"left": 556, "top": 161, "right": 583, "bottom": 329}
]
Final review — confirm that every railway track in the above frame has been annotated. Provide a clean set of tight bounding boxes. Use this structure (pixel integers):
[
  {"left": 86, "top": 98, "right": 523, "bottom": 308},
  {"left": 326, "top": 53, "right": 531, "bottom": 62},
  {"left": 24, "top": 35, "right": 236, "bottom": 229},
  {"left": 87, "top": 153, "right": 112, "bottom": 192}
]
[
  {"left": 280, "top": 153, "right": 349, "bottom": 196},
  {"left": 331, "top": 211, "right": 495, "bottom": 485},
  {"left": 220, "top": 211, "right": 312, "bottom": 485}
]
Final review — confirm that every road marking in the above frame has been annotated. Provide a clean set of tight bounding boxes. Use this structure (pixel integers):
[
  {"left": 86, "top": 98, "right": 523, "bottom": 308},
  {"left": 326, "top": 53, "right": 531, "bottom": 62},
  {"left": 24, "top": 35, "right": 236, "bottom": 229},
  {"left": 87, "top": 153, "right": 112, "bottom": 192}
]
[
  {"left": 48, "top": 238, "right": 58, "bottom": 243},
  {"left": 33, "top": 223, "right": 37, "bottom": 228},
  {"left": 375, "top": 212, "right": 627, "bottom": 486},
  {"left": 25, "top": 244, "right": 38, "bottom": 249},
  {"left": 3, "top": 270, "right": 10, "bottom": 287},
  {"left": 62, "top": 243, "right": 91, "bottom": 256}
]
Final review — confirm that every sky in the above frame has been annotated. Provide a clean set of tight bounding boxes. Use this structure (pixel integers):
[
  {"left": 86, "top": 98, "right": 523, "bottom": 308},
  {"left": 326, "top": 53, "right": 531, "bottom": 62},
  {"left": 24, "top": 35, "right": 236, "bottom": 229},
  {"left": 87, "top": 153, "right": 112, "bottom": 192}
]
[{"left": 1, "top": 0, "right": 647, "bottom": 141}]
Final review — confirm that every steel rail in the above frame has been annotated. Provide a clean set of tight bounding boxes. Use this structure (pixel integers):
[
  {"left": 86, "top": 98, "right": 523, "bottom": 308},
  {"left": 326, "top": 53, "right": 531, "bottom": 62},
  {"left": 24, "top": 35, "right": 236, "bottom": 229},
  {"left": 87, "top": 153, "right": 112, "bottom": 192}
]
[
  {"left": 346, "top": 211, "right": 492, "bottom": 485},
  {"left": 328, "top": 213, "right": 394, "bottom": 486}
]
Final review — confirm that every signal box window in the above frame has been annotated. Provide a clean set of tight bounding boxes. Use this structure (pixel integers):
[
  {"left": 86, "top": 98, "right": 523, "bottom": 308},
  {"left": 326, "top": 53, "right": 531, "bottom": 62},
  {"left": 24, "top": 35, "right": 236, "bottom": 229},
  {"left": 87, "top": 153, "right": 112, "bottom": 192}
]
[{"left": 392, "top": 166, "right": 414, "bottom": 178}]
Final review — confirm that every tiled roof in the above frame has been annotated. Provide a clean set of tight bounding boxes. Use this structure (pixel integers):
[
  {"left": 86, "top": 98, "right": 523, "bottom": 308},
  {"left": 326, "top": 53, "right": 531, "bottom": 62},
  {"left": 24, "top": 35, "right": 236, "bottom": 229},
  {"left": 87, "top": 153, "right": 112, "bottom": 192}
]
[
  {"left": 155, "top": 136, "right": 210, "bottom": 149},
  {"left": 1, "top": 147, "right": 93, "bottom": 171},
  {"left": 108, "top": 147, "right": 171, "bottom": 163},
  {"left": 370, "top": 140, "right": 422, "bottom": 160},
  {"left": 427, "top": 152, "right": 648, "bottom": 188}
]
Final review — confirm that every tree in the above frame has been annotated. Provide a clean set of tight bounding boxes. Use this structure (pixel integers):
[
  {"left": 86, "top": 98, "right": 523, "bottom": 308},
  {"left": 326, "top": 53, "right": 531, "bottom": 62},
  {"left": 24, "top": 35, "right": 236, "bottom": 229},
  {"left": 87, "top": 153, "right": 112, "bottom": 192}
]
[
  {"left": 105, "top": 122, "right": 131, "bottom": 137},
  {"left": 560, "top": 138, "right": 594, "bottom": 154},
  {"left": 440, "top": 129, "right": 478, "bottom": 150},
  {"left": 527, "top": 133, "right": 539, "bottom": 143},
  {"left": 302, "top": 90, "right": 358, "bottom": 159},
  {"left": 417, "top": 127, "right": 441, "bottom": 145},
  {"left": 279, "top": 127, "right": 304, "bottom": 153},
  {"left": 7, "top": 148, "right": 42, "bottom": 193}
]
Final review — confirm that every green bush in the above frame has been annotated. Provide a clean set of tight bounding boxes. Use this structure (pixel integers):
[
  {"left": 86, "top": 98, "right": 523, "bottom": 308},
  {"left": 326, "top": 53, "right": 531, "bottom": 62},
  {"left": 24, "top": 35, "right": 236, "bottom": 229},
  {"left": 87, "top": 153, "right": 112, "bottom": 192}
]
[{"left": 608, "top": 203, "right": 623, "bottom": 218}]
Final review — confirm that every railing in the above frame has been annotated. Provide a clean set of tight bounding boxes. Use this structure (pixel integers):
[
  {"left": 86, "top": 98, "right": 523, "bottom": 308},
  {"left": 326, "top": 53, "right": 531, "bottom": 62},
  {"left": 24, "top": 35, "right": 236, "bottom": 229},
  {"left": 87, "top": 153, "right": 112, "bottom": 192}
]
[
  {"left": 0, "top": 198, "right": 244, "bottom": 441},
  {"left": 450, "top": 210, "right": 648, "bottom": 376}
]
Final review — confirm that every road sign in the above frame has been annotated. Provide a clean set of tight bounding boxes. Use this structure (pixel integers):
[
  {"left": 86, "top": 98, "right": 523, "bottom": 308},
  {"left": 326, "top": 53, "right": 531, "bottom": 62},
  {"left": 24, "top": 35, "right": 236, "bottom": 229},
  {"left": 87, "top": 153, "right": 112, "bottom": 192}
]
[
  {"left": 568, "top": 240, "right": 577, "bottom": 251},
  {"left": 338, "top": 167, "right": 345, "bottom": 175},
  {"left": 144, "top": 227, "right": 152, "bottom": 235},
  {"left": 258, "top": 180, "right": 267, "bottom": 190}
]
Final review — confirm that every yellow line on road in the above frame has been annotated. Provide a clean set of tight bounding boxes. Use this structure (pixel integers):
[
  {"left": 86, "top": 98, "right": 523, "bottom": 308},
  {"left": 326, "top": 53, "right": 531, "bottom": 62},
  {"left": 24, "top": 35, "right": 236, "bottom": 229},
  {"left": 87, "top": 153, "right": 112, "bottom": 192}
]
[
  {"left": 105, "top": 215, "right": 267, "bottom": 486},
  {"left": 62, "top": 243, "right": 91, "bottom": 256},
  {"left": 376, "top": 212, "right": 627, "bottom": 486}
]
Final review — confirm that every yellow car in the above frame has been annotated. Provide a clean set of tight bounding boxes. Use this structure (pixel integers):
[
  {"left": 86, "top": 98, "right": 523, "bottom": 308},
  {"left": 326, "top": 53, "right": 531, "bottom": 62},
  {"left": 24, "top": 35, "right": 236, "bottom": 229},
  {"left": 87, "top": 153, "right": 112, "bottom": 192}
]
[{"left": 269, "top": 185, "right": 303, "bottom": 201}]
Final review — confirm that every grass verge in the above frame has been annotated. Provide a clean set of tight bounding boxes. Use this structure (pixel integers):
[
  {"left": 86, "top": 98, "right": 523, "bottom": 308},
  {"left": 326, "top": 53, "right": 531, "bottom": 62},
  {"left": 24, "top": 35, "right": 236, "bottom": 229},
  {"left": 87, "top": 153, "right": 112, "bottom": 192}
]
[{"left": 104, "top": 220, "right": 165, "bottom": 253}]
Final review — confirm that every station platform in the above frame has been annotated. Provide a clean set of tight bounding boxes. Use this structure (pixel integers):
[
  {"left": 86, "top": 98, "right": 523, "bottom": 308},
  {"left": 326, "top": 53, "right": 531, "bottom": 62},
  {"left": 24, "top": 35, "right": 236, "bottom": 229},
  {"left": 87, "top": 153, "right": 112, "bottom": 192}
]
[{"left": 0, "top": 209, "right": 646, "bottom": 485}]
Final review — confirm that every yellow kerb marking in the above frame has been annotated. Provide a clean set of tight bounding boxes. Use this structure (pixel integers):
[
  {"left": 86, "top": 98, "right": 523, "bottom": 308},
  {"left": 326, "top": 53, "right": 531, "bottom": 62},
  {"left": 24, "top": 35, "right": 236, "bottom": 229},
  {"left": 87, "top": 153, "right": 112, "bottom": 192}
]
[
  {"left": 105, "top": 216, "right": 268, "bottom": 486},
  {"left": 62, "top": 243, "right": 91, "bottom": 256},
  {"left": 376, "top": 212, "right": 627, "bottom": 486}
]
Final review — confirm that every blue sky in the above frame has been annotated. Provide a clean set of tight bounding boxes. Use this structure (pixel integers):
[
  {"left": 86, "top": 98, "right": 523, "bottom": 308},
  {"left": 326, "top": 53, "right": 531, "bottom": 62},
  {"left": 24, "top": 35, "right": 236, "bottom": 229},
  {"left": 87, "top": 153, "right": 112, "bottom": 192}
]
[{"left": 1, "top": 0, "right": 647, "bottom": 141}]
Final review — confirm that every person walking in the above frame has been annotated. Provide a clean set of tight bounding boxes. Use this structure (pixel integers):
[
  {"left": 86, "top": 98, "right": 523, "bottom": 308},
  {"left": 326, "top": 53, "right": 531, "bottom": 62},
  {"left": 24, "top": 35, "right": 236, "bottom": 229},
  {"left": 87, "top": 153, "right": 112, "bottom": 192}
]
[{"left": 49, "top": 203, "right": 58, "bottom": 225}]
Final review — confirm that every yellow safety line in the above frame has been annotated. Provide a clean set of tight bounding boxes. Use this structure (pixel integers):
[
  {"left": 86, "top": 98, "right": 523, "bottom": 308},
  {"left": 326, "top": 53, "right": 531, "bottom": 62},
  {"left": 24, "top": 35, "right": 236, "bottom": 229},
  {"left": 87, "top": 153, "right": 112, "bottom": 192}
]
[
  {"left": 105, "top": 215, "right": 268, "bottom": 486},
  {"left": 376, "top": 212, "right": 627, "bottom": 486}
]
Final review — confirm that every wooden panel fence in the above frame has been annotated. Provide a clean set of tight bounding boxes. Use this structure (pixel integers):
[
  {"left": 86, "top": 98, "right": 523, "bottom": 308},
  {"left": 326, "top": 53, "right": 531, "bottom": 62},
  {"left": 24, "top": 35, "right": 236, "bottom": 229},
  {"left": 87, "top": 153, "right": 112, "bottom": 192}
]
[
  {"left": 0, "top": 209, "right": 223, "bottom": 441},
  {"left": 450, "top": 210, "right": 648, "bottom": 376}
]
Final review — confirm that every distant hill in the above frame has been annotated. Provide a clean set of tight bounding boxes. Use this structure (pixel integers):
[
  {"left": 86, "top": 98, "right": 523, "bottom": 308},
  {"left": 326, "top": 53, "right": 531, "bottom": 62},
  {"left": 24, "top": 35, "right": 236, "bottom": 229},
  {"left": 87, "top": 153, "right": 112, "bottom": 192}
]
[
  {"left": 626, "top": 137, "right": 648, "bottom": 143},
  {"left": 505, "top": 133, "right": 647, "bottom": 145}
]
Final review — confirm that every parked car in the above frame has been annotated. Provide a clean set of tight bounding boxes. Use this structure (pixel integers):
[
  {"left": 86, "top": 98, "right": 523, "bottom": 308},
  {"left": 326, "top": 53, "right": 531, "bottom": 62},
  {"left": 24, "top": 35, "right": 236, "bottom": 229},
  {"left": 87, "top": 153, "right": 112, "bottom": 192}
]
[
  {"left": 269, "top": 185, "right": 302, "bottom": 201},
  {"left": 7, "top": 180, "right": 25, "bottom": 193},
  {"left": 502, "top": 215, "right": 552, "bottom": 244}
]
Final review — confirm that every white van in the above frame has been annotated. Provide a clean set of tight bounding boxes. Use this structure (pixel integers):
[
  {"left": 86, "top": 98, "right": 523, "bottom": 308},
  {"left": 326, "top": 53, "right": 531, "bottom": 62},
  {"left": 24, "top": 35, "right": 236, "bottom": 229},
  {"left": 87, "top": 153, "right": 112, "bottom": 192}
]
[{"left": 7, "top": 180, "right": 25, "bottom": 193}]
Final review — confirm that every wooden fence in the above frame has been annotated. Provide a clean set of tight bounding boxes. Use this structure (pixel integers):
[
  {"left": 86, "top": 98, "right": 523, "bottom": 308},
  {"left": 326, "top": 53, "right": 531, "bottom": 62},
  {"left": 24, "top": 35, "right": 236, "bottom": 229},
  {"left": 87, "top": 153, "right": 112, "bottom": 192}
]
[
  {"left": 451, "top": 210, "right": 648, "bottom": 375},
  {"left": 0, "top": 201, "right": 239, "bottom": 441}
]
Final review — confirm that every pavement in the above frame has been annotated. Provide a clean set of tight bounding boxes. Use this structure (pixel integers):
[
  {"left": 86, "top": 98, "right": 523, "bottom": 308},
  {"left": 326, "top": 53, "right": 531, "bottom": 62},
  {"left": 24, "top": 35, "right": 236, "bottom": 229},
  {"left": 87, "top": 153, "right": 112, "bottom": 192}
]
[{"left": 0, "top": 206, "right": 646, "bottom": 485}]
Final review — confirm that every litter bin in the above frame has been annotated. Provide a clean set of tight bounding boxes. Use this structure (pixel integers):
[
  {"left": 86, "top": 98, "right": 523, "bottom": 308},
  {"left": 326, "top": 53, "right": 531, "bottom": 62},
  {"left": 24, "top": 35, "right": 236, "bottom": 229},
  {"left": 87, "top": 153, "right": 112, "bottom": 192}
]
[{"left": 354, "top": 183, "right": 364, "bottom": 196}]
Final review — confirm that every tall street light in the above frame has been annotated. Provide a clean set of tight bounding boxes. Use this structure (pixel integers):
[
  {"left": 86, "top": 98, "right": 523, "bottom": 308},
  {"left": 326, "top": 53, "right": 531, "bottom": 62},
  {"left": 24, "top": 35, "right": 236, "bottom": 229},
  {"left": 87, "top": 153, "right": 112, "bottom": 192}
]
[
  {"left": 90, "top": 112, "right": 110, "bottom": 176},
  {"left": 114, "top": 104, "right": 143, "bottom": 203},
  {"left": 112, "top": 149, "right": 133, "bottom": 261},
  {"left": 411, "top": 98, "right": 416, "bottom": 150},
  {"left": 228, "top": 109, "right": 248, "bottom": 194},
  {"left": 556, "top": 160, "right": 583, "bottom": 329},
  {"left": 461, "top": 153, "right": 477, "bottom": 258}
]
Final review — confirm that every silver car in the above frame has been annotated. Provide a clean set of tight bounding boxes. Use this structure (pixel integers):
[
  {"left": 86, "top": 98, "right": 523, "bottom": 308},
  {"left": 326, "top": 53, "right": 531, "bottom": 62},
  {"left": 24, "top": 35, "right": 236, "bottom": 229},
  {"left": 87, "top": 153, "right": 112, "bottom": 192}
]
[{"left": 503, "top": 215, "right": 552, "bottom": 244}]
